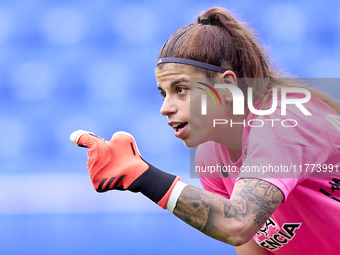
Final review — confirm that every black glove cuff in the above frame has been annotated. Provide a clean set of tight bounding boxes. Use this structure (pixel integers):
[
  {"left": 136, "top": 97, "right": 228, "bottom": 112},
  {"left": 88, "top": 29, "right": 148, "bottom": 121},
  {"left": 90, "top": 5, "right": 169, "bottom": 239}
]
[{"left": 128, "top": 163, "right": 178, "bottom": 204}]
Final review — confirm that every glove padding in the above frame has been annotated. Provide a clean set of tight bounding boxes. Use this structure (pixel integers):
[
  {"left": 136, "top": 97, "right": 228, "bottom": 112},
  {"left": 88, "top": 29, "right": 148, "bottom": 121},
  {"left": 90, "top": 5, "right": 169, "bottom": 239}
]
[{"left": 70, "top": 130, "right": 180, "bottom": 208}]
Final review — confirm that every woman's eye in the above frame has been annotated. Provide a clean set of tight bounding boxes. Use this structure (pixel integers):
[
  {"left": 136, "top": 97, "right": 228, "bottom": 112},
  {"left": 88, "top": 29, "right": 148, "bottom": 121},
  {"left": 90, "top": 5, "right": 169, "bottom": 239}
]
[
  {"left": 177, "top": 87, "right": 187, "bottom": 94},
  {"left": 160, "top": 91, "right": 166, "bottom": 99}
]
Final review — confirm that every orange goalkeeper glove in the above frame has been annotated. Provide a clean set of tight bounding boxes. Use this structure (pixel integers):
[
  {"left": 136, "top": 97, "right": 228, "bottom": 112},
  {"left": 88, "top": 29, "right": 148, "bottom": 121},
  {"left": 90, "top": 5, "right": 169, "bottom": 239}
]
[{"left": 70, "top": 130, "right": 180, "bottom": 209}]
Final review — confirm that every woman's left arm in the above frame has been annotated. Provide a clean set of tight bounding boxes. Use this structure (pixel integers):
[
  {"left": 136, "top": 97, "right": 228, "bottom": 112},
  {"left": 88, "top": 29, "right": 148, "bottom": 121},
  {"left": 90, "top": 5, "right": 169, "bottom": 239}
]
[{"left": 173, "top": 178, "right": 283, "bottom": 246}]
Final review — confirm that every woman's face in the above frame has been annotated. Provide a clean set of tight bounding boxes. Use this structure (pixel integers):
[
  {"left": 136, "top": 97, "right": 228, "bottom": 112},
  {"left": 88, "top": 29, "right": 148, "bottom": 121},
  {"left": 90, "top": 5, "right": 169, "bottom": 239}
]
[{"left": 155, "top": 63, "right": 239, "bottom": 148}]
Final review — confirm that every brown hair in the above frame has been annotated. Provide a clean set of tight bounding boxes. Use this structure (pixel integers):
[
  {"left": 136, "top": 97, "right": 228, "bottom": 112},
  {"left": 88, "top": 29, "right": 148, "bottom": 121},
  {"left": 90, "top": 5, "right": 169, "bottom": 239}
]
[{"left": 157, "top": 7, "right": 340, "bottom": 114}]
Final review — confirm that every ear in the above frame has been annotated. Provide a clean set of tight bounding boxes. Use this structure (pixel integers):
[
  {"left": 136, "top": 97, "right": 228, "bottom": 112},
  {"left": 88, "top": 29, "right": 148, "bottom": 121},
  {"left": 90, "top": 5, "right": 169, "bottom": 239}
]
[
  {"left": 218, "top": 70, "right": 238, "bottom": 102},
  {"left": 221, "top": 70, "right": 237, "bottom": 85}
]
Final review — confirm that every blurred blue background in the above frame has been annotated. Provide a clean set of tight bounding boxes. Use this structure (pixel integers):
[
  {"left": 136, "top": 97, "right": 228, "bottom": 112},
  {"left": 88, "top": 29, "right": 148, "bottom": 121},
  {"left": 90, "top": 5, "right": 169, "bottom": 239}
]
[{"left": 0, "top": 0, "right": 339, "bottom": 254}]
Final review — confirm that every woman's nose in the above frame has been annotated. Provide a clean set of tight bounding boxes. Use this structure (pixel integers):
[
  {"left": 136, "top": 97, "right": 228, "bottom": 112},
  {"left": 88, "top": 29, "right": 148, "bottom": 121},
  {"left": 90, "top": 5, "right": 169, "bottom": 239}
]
[{"left": 160, "top": 96, "right": 177, "bottom": 116}]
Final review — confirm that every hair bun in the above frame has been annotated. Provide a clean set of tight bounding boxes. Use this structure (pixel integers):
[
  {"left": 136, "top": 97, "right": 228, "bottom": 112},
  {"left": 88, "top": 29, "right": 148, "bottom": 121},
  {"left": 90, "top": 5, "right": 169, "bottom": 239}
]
[{"left": 208, "top": 14, "right": 221, "bottom": 26}]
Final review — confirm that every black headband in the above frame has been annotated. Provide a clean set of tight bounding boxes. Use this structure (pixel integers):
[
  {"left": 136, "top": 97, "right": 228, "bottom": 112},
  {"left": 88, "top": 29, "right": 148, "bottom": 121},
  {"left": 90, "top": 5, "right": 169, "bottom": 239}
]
[{"left": 156, "top": 57, "right": 229, "bottom": 73}]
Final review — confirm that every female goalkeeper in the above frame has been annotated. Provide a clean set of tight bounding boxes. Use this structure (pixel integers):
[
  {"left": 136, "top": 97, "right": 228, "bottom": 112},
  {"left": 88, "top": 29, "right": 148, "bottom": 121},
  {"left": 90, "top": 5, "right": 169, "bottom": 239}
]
[{"left": 71, "top": 7, "right": 340, "bottom": 254}]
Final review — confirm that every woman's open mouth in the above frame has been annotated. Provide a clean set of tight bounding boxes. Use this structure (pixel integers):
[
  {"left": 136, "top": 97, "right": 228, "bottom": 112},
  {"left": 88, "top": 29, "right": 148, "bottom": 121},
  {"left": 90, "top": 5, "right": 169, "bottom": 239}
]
[{"left": 171, "top": 122, "right": 188, "bottom": 138}]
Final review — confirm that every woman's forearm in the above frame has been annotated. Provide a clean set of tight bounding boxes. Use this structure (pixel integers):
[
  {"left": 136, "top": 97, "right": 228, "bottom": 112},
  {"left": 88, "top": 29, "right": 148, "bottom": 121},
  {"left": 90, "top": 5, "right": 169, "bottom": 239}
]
[{"left": 173, "top": 179, "right": 284, "bottom": 246}]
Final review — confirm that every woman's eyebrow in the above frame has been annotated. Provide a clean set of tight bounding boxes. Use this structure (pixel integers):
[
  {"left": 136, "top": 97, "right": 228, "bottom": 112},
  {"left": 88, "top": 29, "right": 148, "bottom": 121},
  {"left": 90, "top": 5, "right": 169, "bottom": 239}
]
[
  {"left": 170, "top": 78, "right": 190, "bottom": 88},
  {"left": 158, "top": 78, "right": 190, "bottom": 91}
]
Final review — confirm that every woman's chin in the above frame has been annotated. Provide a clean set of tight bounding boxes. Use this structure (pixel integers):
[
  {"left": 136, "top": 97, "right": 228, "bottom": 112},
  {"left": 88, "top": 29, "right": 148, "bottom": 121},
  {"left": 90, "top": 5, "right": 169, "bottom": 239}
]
[{"left": 182, "top": 136, "right": 205, "bottom": 148}]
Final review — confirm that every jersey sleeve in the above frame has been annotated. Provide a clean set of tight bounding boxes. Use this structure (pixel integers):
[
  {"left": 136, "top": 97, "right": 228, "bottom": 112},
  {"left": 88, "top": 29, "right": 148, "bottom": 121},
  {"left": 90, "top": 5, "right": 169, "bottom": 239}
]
[{"left": 238, "top": 97, "right": 334, "bottom": 201}]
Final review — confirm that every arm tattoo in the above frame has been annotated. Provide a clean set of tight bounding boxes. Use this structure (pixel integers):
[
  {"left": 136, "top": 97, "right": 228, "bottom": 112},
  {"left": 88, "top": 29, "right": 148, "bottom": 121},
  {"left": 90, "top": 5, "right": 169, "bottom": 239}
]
[
  {"left": 173, "top": 179, "right": 283, "bottom": 244},
  {"left": 237, "top": 179, "right": 283, "bottom": 227}
]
